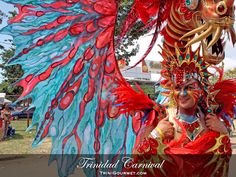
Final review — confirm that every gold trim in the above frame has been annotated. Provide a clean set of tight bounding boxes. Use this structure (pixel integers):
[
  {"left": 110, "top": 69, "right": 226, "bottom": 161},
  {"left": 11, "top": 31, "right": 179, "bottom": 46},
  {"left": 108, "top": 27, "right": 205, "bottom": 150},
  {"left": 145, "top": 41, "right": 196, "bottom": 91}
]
[
  {"left": 171, "top": 4, "right": 187, "bottom": 27},
  {"left": 170, "top": 12, "right": 186, "bottom": 30},
  {"left": 206, "top": 134, "right": 227, "bottom": 153},
  {"left": 163, "top": 41, "right": 175, "bottom": 49},
  {"left": 167, "top": 20, "right": 187, "bottom": 35},
  {"left": 166, "top": 26, "right": 188, "bottom": 41},
  {"left": 186, "top": 25, "right": 213, "bottom": 47}
]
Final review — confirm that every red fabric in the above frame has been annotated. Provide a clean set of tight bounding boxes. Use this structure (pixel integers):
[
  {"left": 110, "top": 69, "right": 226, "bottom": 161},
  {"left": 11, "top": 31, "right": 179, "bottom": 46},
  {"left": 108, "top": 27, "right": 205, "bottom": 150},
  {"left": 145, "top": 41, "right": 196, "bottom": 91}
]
[
  {"left": 133, "top": 125, "right": 231, "bottom": 177},
  {"left": 134, "top": 0, "right": 159, "bottom": 24}
]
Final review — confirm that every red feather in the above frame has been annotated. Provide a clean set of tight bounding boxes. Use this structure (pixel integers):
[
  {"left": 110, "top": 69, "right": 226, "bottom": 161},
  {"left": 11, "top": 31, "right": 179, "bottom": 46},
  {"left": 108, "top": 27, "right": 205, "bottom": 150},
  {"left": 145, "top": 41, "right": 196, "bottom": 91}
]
[
  {"left": 212, "top": 79, "right": 236, "bottom": 118},
  {"left": 113, "top": 79, "right": 166, "bottom": 116},
  {"left": 113, "top": 79, "right": 155, "bottom": 113}
]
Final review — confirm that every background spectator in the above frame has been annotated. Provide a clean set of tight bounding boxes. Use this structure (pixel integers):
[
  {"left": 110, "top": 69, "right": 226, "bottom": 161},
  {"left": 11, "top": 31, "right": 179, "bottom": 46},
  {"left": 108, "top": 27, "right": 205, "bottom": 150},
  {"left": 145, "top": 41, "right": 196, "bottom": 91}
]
[{"left": 1, "top": 104, "right": 11, "bottom": 140}]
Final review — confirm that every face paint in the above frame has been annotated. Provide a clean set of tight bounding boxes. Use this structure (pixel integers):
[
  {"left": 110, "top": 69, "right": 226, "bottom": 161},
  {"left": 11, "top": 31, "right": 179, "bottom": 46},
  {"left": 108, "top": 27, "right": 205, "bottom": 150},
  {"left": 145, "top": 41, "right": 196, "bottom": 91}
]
[
  {"left": 174, "top": 79, "right": 203, "bottom": 111},
  {"left": 179, "top": 88, "right": 188, "bottom": 97}
]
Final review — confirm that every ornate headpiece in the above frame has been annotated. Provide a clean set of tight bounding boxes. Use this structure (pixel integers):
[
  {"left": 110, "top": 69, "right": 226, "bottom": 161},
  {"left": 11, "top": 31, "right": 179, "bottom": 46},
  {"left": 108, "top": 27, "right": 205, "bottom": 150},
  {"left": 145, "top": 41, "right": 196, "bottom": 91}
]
[
  {"left": 160, "top": 45, "right": 211, "bottom": 92},
  {"left": 159, "top": 44, "right": 236, "bottom": 127}
]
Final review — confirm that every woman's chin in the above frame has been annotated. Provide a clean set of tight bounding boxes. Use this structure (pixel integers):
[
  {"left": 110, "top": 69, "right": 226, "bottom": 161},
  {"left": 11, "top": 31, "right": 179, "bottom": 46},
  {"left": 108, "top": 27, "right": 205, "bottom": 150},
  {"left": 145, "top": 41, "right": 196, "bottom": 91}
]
[{"left": 179, "top": 103, "right": 196, "bottom": 110}]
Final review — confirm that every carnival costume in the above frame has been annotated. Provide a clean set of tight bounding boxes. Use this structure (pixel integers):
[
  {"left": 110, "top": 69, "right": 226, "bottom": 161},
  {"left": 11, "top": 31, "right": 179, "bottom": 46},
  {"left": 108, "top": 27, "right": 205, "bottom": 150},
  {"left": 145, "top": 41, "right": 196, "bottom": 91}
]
[
  {"left": 122, "top": 45, "right": 235, "bottom": 177},
  {"left": 1, "top": 0, "right": 235, "bottom": 177}
]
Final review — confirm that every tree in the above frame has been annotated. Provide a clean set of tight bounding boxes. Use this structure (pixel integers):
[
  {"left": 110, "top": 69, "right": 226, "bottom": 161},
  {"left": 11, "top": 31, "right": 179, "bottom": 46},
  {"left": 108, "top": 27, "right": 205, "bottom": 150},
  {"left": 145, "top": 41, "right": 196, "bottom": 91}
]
[
  {"left": 139, "top": 84, "right": 156, "bottom": 100},
  {"left": 0, "top": 47, "right": 23, "bottom": 101},
  {"left": 115, "top": 0, "right": 147, "bottom": 65},
  {"left": 0, "top": 10, "right": 23, "bottom": 101},
  {"left": 0, "top": 10, "right": 8, "bottom": 50},
  {"left": 224, "top": 68, "right": 236, "bottom": 79},
  {"left": 209, "top": 65, "right": 236, "bottom": 85}
]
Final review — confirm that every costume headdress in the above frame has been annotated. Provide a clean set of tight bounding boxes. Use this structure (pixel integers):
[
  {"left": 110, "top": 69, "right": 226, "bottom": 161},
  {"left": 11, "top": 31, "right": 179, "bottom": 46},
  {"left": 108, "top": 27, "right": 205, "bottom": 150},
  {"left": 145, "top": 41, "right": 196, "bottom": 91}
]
[
  {"left": 160, "top": 44, "right": 211, "bottom": 94},
  {"left": 159, "top": 44, "right": 236, "bottom": 127}
]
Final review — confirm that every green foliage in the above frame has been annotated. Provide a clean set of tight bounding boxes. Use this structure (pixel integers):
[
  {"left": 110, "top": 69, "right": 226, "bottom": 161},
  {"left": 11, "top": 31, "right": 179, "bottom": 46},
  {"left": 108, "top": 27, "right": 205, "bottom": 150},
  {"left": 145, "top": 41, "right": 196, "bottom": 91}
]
[
  {"left": 8, "top": 10, "right": 17, "bottom": 19},
  {"left": 132, "top": 84, "right": 156, "bottom": 100},
  {"left": 0, "top": 10, "right": 22, "bottom": 100},
  {"left": 0, "top": 120, "right": 51, "bottom": 154},
  {"left": 115, "top": 0, "right": 147, "bottom": 65},
  {"left": 0, "top": 47, "right": 23, "bottom": 100},
  {"left": 224, "top": 68, "right": 236, "bottom": 79},
  {"left": 139, "top": 84, "right": 156, "bottom": 100},
  {"left": 210, "top": 67, "right": 236, "bottom": 85}
]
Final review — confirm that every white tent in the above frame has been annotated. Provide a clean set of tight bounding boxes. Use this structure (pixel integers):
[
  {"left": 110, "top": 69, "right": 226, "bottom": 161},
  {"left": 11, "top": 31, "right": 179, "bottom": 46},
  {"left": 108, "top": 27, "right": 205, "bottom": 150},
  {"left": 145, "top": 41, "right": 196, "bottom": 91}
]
[
  {"left": 0, "top": 93, "right": 12, "bottom": 104},
  {"left": 0, "top": 93, "right": 6, "bottom": 104},
  {"left": 4, "top": 98, "right": 12, "bottom": 104}
]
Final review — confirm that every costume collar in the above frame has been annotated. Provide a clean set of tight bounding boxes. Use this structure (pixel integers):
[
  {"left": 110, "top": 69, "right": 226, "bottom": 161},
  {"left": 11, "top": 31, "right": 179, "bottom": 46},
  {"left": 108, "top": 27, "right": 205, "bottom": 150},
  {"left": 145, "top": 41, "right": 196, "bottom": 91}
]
[{"left": 178, "top": 113, "right": 198, "bottom": 124}]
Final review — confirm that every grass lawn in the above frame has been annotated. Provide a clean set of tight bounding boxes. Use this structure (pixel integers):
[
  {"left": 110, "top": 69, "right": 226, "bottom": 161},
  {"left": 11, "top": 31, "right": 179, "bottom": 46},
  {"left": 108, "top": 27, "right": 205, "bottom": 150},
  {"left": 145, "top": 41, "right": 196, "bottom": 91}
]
[{"left": 0, "top": 119, "right": 51, "bottom": 155}]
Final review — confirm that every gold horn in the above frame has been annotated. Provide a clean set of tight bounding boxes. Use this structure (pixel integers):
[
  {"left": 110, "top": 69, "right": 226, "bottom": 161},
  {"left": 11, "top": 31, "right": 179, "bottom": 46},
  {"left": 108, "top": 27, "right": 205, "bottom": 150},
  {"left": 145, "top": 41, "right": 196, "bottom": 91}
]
[
  {"left": 180, "top": 23, "right": 208, "bottom": 40},
  {"left": 185, "top": 25, "right": 213, "bottom": 47},
  {"left": 207, "top": 27, "right": 222, "bottom": 49}
]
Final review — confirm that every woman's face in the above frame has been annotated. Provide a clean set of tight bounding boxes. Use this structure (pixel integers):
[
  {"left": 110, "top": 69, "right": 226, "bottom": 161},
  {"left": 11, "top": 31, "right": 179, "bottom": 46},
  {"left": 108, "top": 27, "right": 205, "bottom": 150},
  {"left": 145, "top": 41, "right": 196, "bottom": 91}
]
[{"left": 174, "top": 79, "right": 203, "bottom": 111}]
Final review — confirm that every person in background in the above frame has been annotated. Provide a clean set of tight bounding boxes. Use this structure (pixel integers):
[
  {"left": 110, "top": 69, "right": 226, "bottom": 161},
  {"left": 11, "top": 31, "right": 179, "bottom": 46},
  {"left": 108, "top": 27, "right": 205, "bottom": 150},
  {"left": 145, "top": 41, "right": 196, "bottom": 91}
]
[
  {"left": 1, "top": 104, "right": 11, "bottom": 141},
  {"left": 0, "top": 106, "right": 3, "bottom": 141}
]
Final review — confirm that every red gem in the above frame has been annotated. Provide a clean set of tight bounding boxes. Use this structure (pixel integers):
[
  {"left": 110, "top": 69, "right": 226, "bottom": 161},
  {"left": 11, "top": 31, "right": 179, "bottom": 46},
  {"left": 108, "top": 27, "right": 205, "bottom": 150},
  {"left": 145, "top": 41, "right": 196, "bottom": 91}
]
[
  {"left": 194, "top": 122, "right": 199, "bottom": 128},
  {"left": 188, "top": 125, "right": 195, "bottom": 132},
  {"left": 217, "top": 5, "right": 225, "bottom": 13},
  {"left": 149, "top": 138, "right": 158, "bottom": 148},
  {"left": 221, "top": 136, "right": 230, "bottom": 144},
  {"left": 150, "top": 148, "right": 157, "bottom": 154},
  {"left": 218, "top": 145, "right": 225, "bottom": 153},
  {"left": 142, "top": 138, "right": 150, "bottom": 149}
]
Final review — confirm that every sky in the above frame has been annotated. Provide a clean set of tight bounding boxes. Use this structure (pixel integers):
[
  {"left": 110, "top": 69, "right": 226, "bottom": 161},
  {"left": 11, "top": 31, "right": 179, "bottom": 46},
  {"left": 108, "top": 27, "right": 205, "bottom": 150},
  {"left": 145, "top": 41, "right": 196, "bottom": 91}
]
[
  {"left": 0, "top": 1, "right": 236, "bottom": 82},
  {"left": 130, "top": 29, "right": 236, "bottom": 70},
  {"left": 0, "top": 1, "right": 15, "bottom": 81},
  {"left": 0, "top": 0, "right": 14, "bottom": 46}
]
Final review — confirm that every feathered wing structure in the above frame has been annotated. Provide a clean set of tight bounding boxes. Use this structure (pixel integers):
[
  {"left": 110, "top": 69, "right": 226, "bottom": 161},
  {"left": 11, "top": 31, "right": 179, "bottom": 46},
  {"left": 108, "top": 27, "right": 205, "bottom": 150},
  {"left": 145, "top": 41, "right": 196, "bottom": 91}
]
[{"left": 1, "top": 0, "right": 138, "bottom": 176}]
